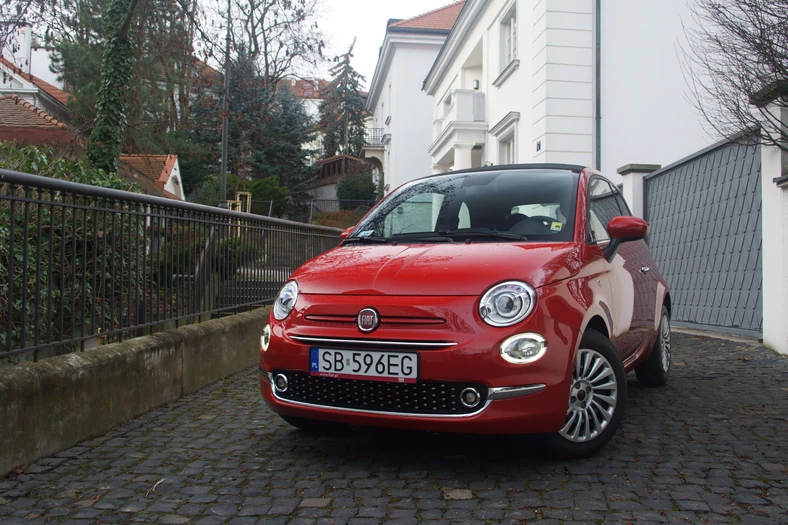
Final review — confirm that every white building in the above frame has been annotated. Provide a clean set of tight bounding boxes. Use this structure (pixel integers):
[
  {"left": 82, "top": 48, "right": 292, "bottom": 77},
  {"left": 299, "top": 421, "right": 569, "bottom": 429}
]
[
  {"left": 420, "top": 0, "right": 711, "bottom": 182},
  {"left": 364, "top": 1, "right": 465, "bottom": 193}
]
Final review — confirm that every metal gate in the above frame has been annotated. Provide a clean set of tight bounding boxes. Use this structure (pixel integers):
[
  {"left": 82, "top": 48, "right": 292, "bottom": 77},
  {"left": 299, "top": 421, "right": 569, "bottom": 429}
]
[{"left": 644, "top": 138, "right": 762, "bottom": 336}]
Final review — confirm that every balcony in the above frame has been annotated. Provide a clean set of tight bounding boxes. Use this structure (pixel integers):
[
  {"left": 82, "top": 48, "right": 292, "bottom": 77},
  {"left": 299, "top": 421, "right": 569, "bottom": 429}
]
[
  {"left": 434, "top": 90, "right": 486, "bottom": 138},
  {"left": 364, "top": 128, "right": 385, "bottom": 147},
  {"left": 428, "top": 90, "right": 488, "bottom": 166}
]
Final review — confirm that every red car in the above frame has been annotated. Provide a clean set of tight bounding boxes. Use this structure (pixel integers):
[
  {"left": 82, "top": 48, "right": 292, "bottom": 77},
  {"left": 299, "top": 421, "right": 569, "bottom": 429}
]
[{"left": 259, "top": 164, "right": 671, "bottom": 457}]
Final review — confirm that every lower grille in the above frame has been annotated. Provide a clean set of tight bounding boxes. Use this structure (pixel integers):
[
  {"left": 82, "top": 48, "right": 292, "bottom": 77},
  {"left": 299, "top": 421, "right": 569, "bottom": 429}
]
[{"left": 274, "top": 371, "right": 487, "bottom": 415}]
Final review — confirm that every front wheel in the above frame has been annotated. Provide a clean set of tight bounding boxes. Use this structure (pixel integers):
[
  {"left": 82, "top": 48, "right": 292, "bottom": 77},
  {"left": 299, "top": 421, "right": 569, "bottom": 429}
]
[{"left": 539, "top": 329, "right": 627, "bottom": 459}]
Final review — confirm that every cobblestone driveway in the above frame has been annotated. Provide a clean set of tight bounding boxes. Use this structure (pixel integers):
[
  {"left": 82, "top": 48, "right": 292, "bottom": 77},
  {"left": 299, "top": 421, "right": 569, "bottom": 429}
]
[{"left": 1, "top": 332, "right": 787, "bottom": 525}]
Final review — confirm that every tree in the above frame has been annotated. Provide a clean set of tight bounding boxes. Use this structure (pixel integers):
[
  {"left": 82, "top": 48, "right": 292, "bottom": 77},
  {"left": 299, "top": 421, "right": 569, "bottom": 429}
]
[
  {"left": 683, "top": 0, "right": 788, "bottom": 151},
  {"left": 336, "top": 168, "right": 376, "bottom": 207},
  {"left": 186, "top": 57, "right": 316, "bottom": 214},
  {"left": 318, "top": 41, "right": 367, "bottom": 158},
  {"left": 84, "top": 0, "right": 141, "bottom": 171},
  {"left": 232, "top": 0, "right": 324, "bottom": 92}
]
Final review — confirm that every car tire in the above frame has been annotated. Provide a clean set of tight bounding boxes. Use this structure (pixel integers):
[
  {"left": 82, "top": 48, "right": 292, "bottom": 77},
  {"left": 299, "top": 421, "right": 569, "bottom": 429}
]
[
  {"left": 539, "top": 329, "right": 627, "bottom": 459},
  {"left": 279, "top": 415, "right": 346, "bottom": 434},
  {"left": 635, "top": 305, "right": 671, "bottom": 387}
]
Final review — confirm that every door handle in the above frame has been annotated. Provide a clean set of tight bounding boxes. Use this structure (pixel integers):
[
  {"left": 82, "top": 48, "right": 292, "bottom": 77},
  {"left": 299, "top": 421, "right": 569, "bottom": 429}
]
[{"left": 640, "top": 266, "right": 650, "bottom": 273}]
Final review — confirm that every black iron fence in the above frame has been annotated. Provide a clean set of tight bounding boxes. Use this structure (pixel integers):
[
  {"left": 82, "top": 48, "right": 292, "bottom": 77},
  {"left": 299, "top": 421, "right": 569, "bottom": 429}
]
[{"left": 0, "top": 168, "right": 341, "bottom": 364}]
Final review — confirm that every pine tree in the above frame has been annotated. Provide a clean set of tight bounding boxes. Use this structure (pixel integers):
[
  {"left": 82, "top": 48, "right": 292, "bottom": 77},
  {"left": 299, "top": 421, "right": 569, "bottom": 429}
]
[{"left": 318, "top": 41, "right": 367, "bottom": 158}]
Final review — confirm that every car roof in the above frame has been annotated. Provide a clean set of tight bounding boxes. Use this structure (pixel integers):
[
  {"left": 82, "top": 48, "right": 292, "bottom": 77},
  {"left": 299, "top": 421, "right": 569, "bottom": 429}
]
[{"left": 424, "top": 163, "right": 587, "bottom": 179}]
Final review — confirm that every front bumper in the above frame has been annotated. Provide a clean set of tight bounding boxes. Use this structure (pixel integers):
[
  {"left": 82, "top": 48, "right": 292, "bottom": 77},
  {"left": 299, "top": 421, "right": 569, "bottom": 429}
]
[{"left": 259, "top": 295, "right": 580, "bottom": 434}]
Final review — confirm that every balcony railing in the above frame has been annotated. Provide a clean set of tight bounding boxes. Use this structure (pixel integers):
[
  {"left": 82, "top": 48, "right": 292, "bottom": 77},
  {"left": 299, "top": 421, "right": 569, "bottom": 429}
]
[
  {"left": 434, "top": 90, "right": 486, "bottom": 138},
  {"left": 364, "top": 128, "right": 385, "bottom": 146}
]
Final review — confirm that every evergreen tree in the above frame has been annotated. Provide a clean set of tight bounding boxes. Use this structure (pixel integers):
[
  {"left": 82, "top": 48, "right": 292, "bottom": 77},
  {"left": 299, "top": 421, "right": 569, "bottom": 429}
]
[
  {"left": 318, "top": 41, "right": 367, "bottom": 158},
  {"left": 186, "top": 54, "right": 316, "bottom": 215}
]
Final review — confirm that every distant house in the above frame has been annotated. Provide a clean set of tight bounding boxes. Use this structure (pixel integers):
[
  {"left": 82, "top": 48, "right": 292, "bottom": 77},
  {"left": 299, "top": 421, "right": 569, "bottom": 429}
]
[
  {"left": 118, "top": 154, "right": 186, "bottom": 201},
  {"left": 0, "top": 56, "right": 71, "bottom": 124},
  {"left": 364, "top": 1, "right": 465, "bottom": 193}
]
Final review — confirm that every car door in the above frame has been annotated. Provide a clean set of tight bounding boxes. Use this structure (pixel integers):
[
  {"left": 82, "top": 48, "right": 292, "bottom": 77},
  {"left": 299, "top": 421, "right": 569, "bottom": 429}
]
[{"left": 589, "top": 177, "right": 657, "bottom": 357}]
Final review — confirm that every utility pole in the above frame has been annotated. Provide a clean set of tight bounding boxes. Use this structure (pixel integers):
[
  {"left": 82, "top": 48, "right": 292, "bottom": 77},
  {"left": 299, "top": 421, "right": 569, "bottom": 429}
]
[
  {"left": 219, "top": 0, "right": 231, "bottom": 208},
  {"left": 342, "top": 92, "right": 348, "bottom": 177}
]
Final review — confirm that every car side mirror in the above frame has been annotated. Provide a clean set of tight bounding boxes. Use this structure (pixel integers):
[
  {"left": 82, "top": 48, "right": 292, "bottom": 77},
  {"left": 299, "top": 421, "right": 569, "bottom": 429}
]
[
  {"left": 604, "top": 216, "right": 649, "bottom": 261},
  {"left": 339, "top": 226, "right": 354, "bottom": 240}
]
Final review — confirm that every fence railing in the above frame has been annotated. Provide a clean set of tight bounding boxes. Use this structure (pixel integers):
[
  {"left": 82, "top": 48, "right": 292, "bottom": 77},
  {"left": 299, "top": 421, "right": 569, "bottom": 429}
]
[{"left": 0, "top": 168, "right": 341, "bottom": 364}]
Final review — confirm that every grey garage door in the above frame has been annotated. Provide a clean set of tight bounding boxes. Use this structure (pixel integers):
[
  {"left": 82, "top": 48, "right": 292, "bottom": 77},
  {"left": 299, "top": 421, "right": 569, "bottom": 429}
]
[{"left": 644, "top": 138, "right": 762, "bottom": 337}]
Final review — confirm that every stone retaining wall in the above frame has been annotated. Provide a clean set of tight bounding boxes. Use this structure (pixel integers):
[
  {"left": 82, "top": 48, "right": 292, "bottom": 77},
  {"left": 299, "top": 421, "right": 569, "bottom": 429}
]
[{"left": 0, "top": 307, "right": 269, "bottom": 476}]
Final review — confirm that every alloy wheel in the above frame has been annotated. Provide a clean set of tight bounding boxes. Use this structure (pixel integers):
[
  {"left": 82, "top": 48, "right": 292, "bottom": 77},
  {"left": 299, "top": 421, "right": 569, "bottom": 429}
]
[
  {"left": 660, "top": 314, "right": 672, "bottom": 373},
  {"left": 559, "top": 348, "right": 619, "bottom": 443}
]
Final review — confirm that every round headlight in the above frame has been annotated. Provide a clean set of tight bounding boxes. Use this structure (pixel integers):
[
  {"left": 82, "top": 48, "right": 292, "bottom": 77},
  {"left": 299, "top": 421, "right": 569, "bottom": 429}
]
[
  {"left": 273, "top": 281, "right": 299, "bottom": 320},
  {"left": 479, "top": 281, "right": 536, "bottom": 327}
]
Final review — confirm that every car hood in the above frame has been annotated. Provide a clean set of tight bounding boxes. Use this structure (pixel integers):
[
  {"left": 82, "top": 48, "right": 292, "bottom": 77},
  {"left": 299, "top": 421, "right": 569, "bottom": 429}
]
[{"left": 291, "top": 242, "right": 583, "bottom": 296}]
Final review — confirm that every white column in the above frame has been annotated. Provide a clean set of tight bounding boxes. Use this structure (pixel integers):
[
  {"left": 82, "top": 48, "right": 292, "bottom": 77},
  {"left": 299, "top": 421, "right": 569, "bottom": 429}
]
[
  {"left": 760, "top": 121, "right": 788, "bottom": 354},
  {"left": 454, "top": 144, "right": 474, "bottom": 171},
  {"left": 432, "top": 164, "right": 446, "bottom": 175},
  {"left": 617, "top": 164, "right": 661, "bottom": 219}
]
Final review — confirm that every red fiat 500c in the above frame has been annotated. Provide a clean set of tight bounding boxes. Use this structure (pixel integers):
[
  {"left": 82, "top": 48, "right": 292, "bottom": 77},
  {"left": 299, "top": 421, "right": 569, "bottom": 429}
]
[{"left": 259, "top": 164, "right": 671, "bottom": 458}]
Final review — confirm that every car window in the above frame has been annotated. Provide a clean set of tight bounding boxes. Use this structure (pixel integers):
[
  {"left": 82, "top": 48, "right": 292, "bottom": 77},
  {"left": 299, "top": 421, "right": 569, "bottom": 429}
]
[
  {"left": 353, "top": 169, "right": 579, "bottom": 242},
  {"left": 382, "top": 193, "right": 444, "bottom": 236},
  {"left": 588, "top": 177, "right": 624, "bottom": 243}
]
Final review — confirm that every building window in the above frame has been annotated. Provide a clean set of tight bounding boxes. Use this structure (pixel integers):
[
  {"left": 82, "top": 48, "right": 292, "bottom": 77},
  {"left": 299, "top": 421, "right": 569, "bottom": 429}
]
[
  {"left": 490, "top": 111, "right": 520, "bottom": 165},
  {"left": 502, "top": 4, "right": 517, "bottom": 67},
  {"left": 499, "top": 134, "right": 515, "bottom": 165}
]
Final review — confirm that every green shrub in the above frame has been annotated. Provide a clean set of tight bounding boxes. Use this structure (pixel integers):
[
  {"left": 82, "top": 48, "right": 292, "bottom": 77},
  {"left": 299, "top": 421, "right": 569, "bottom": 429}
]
[{"left": 213, "top": 237, "right": 264, "bottom": 279}]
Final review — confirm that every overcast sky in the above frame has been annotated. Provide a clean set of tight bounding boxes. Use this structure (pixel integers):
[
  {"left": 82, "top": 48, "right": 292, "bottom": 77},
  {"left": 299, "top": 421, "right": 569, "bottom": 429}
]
[{"left": 317, "top": 0, "right": 455, "bottom": 89}]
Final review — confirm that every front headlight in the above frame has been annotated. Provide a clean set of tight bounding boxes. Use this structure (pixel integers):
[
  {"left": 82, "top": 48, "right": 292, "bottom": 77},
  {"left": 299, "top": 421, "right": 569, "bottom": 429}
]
[
  {"left": 273, "top": 281, "right": 298, "bottom": 320},
  {"left": 479, "top": 281, "right": 536, "bottom": 327}
]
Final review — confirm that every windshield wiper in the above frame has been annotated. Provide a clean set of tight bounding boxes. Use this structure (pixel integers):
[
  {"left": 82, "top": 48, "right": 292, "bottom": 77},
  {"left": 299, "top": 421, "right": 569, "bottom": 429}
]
[
  {"left": 342, "top": 236, "right": 393, "bottom": 244},
  {"left": 391, "top": 233, "right": 454, "bottom": 243},
  {"left": 438, "top": 230, "right": 528, "bottom": 242}
]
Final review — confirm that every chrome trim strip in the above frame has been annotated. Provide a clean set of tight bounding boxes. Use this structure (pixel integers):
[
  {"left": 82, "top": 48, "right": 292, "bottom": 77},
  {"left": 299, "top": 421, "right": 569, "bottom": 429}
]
[
  {"left": 488, "top": 384, "right": 546, "bottom": 400},
  {"left": 258, "top": 367, "right": 272, "bottom": 384},
  {"left": 290, "top": 336, "right": 457, "bottom": 348},
  {"left": 272, "top": 386, "right": 492, "bottom": 418}
]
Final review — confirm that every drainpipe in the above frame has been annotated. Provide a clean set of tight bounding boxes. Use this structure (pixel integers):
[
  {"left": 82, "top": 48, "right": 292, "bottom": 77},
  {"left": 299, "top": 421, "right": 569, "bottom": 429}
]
[{"left": 595, "top": 0, "right": 602, "bottom": 171}]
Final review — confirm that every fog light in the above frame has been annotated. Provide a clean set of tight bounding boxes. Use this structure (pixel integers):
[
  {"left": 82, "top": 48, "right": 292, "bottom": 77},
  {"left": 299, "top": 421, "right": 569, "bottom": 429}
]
[
  {"left": 460, "top": 387, "right": 481, "bottom": 408},
  {"left": 261, "top": 325, "right": 271, "bottom": 352},
  {"left": 274, "top": 373, "right": 288, "bottom": 392},
  {"left": 500, "top": 333, "right": 547, "bottom": 364}
]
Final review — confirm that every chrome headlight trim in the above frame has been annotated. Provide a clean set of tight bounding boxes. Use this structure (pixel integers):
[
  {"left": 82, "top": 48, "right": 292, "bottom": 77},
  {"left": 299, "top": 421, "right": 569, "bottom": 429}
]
[
  {"left": 499, "top": 333, "right": 547, "bottom": 364},
  {"left": 273, "top": 281, "right": 299, "bottom": 321},
  {"left": 478, "top": 281, "right": 537, "bottom": 327}
]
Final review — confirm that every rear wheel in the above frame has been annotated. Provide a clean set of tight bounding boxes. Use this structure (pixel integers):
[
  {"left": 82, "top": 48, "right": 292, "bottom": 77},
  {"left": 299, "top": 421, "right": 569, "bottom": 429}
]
[
  {"left": 279, "top": 415, "right": 346, "bottom": 434},
  {"left": 540, "top": 329, "right": 627, "bottom": 459},
  {"left": 635, "top": 306, "right": 671, "bottom": 387}
]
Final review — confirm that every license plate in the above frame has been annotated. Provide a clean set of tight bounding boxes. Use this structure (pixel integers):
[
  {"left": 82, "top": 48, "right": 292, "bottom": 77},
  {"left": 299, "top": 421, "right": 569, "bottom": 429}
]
[{"left": 310, "top": 348, "right": 418, "bottom": 383}]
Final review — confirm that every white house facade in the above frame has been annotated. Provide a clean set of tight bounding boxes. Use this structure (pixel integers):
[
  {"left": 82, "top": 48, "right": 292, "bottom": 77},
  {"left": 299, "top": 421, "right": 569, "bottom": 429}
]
[
  {"left": 422, "top": 0, "right": 712, "bottom": 182},
  {"left": 364, "top": 2, "right": 465, "bottom": 193}
]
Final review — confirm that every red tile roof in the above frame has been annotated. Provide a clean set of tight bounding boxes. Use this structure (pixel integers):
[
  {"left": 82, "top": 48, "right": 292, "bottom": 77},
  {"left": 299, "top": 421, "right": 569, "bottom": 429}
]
[
  {"left": 280, "top": 78, "right": 331, "bottom": 99},
  {"left": 388, "top": 1, "right": 465, "bottom": 31},
  {"left": 118, "top": 154, "right": 170, "bottom": 184},
  {"left": 0, "top": 95, "right": 67, "bottom": 129},
  {"left": 0, "top": 57, "right": 72, "bottom": 106}
]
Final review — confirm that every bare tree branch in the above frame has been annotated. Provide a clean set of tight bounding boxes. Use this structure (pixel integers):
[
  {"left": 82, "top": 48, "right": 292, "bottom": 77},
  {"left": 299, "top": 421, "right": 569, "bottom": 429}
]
[{"left": 681, "top": 0, "right": 788, "bottom": 152}]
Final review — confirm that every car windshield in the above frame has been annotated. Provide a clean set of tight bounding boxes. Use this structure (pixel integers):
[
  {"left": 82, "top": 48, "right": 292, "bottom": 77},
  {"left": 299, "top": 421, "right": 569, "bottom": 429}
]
[{"left": 349, "top": 168, "right": 579, "bottom": 243}]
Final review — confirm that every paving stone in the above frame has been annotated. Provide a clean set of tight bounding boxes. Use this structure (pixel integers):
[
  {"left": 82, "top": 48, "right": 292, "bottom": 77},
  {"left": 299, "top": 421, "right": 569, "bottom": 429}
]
[{"left": 1, "top": 333, "right": 785, "bottom": 524}]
